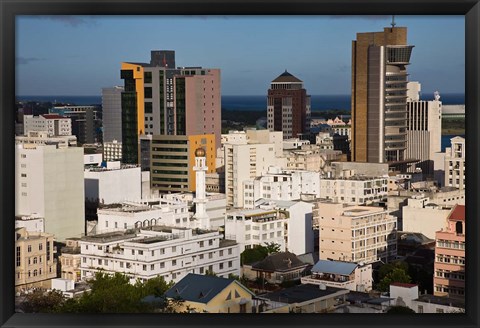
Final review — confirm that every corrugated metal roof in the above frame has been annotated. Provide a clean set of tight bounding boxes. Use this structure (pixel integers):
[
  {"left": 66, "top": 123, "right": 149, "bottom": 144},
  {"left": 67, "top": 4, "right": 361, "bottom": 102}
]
[{"left": 311, "top": 260, "right": 358, "bottom": 275}]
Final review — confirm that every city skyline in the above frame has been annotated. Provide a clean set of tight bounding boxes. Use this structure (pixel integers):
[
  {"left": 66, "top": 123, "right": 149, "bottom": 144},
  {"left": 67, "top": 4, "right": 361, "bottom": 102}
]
[{"left": 16, "top": 15, "right": 465, "bottom": 96}]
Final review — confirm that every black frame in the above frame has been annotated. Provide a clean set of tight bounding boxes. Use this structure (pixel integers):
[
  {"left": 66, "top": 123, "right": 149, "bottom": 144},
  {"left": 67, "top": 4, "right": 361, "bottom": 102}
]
[{"left": 1, "top": 0, "right": 479, "bottom": 327}]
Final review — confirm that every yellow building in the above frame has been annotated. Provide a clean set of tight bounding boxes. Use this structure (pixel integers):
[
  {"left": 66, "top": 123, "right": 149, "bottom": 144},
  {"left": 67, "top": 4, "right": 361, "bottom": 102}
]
[
  {"left": 15, "top": 227, "right": 57, "bottom": 292},
  {"left": 150, "top": 134, "right": 215, "bottom": 193},
  {"left": 164, "top": 273, "right": 255, "bottom": 313},
  {"left": 59, "top": 238, "right": 82, "bottom": 282}
]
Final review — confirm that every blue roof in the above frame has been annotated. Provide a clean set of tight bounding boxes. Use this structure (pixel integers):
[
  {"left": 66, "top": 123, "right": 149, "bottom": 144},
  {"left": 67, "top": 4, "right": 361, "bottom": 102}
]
[
  {"left": 164, "top": 273, "right": 253, "bottom": 304},
  {"left": 311, "top": 260, "right": 358, "bottom": 275}
]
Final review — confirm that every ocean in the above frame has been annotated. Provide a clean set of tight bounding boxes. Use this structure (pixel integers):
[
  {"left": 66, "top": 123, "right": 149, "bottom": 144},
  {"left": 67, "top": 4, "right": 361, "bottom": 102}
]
[{"left": 16, "top": 93, "right": 466, "bottom": 112}]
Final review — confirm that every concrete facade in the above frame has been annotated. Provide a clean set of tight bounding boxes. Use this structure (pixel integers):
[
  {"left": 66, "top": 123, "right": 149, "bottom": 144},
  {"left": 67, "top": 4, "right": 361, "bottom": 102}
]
[
  {"left": 102, "top": 86, "right": 124, "bottom": 143},
  {"left": 444, "top": 136, "right": 465, "bottom": 190}
]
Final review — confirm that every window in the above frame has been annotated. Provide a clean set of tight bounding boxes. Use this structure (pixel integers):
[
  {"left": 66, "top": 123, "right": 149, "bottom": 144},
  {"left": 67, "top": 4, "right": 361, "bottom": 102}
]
[
  {"left": 83, "top": 257, "right": 86, "bottom": 263},
  {"left": 228, "top": 261, "right": 233, "bottom": 268},
  {"left": 436, "top": 308, "right": 444, "bottom": 313},
  {"left": 143, "top": 265, "right": 147, "bottom": 271},
  {"left": 219, "top": 250, "right": 224, "bottom": 257},
  {"left": 33, "top": 257, "right": 37, "bottom": 264},
  {"left": 104, "top": 259, "right": 108, "bottom": 266},
  {"left": 160, "top": 262, "right": 165, "bottom": 268},
  {"left": 151, "top": 264, "right": 155, "bottom": 270},
  {"left": 27, "top": 245, "right": 32, "bottom": 252},
  {"left": 199, "top": 241, "right": 204, "bottom": 247},
  {"left": 98, "top": 259, "right": 102, "bottom": 265},
  {"left": 16, "top": 247, "right": 21, "bottom": 267},
  {"left": 172, "top": 246, "right": 176, "bottom": 252},
  {"left": 172, "top": 260, "right": 177, "bottom": 266},
  {"left": 418, "top": 305, "right": 424, "bottom": 313},
  {"left": 38, "top": 243, "right": 43, "bottom": 251},
  {"left": 209, "top": 240, "right": 213, "bottom": 246},
  {"left": 151, "top": 250, "right": 155, "bottom": 256},
  {"left": 228, "top": 249, "right": 232, "bottom": 255},
  {"left": 138, "top": 250, "right": 143, "bottom": 255},
  {"left": 120, "top": 262, "right": 124, "bottom": 268}
]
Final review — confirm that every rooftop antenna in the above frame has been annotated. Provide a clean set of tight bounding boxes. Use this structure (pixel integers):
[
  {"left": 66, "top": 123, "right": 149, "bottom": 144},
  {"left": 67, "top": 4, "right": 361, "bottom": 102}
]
[{"left": 391, "top": 15, "right": 396, "bottom": 30}]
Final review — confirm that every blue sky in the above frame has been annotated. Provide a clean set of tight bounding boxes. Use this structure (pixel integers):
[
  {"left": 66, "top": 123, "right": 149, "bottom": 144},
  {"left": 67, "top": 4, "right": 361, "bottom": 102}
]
[{"left": 16, "top": 15, "right": 464, "bottom": 96}]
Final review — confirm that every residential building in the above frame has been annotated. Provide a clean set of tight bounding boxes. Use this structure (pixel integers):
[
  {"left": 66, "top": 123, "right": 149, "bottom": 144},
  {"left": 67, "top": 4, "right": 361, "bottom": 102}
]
[
  {"left": 225, "top": 208, "right": 287, "bottom": 252},
  {"left": 267, "top": 70, "right": 311, "bottom": 139},
  {"left": 389, "top": 282, "right": 419, "bottom": 310},
  {"left": 301, "top": 260, "right": 372, "bottom": 292},
  {"left": 444, "top": 136, "right": 465, "bottom": 190},
  {"left": 59, "top": 238, "right": 82, "bottom": 282},
  {"left": 285, "top": 145, "right": 342, "bottom": 173},
  {"left": 102, "top": 86, "right": 124, "bottom": 143},
  {"left": 23, "top": 114, "right": 72, "bottom": 137},
  {"left": 402, "top": 195, "right": 453, "bottom": 239},
  {"left": 434, "top": 205, "right": 465, "bottom": 300},
  {"left": 260, "top": 284, "right": 349, "bottom": 313},
  {"left": 164, "top": 273, "right": 255, "bottom": 313},
  {"left": 84, "top": 162, "right": 142, "bottom": 205},
  {"left": 317, "top": 202, "right": 397, "bottom": 263},
  {"left": 15, "top": 227, "right": 57, "bottom": 292},
  {"left": 351, "top": 25, "right": 414, "bottom": 166},
  {"left": 331, "top": 161, "right": 389, "bottom": 177},
  {"left": 120, "top": 50, "right": 221, "bottom": 164},
  {"left": 15, "top": 215, "right": 45, "bottom": 233},
  {"left": 242, "top": 251, "right": 310, "bottom": 284},
  {"left": 15, "top": 137, "right": 85, "bottom": 242},
  {"left": 319, "top": 174, "right": 388, "bottom": 205},
  {"left": 412, "top": 294, "right": 464, "bottom": 313},
  {"left": 16, "top": 130, "right": 77, "bottom": 148},
  {"left": 224, "top": 140, "right": 276, "bottom": 208},
  {"left": 94, "top": 198, "right": 191, "bottom": 234},
  {"left": 150, "top": 134, "right": 216, "bottom": 194},
  {"left": 79, "top": 226, "right": 240, "bottom": 283},
  {"left": 103, "top": 139, "right": 122, "bottom": 162},
  {"left": 243, "top": 166, "right": 321, "bottom": 208},
  {"left": 49, "top": 105, "right": 102, "bottom": 144},
  {"left": 225, "top": 199, "right": 314, "bottom": 255},
  {"left": 405, "top": 82, "right": 442, "bottom": 177},
  {"left": 316, "top": 132, "right": 334, "bottom": 150}
]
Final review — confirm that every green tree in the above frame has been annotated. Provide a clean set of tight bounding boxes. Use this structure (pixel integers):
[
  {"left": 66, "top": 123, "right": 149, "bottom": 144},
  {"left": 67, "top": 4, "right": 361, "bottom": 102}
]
[
  {"left": 19, "top": 289, "right": 66, "bottom": 313},
  {"left": 240, "top": 246, "right": 269, "bottom": 265},
  {"left": 386, "top": 306, "right": 415, "bottom": 314},
  {"left": 264, "top": 242, "right": 281, "bottom": 255},
  {"left": 377, "top": 268, "right": 412, "bottom": 292}
]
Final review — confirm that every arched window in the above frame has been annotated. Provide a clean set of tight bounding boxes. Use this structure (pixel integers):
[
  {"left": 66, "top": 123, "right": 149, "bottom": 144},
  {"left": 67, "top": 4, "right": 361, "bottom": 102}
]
[
  {"left": 143, "top": 220, "right": 149, "bottom": 227},
  {"left": 456, "top": 221, "right": 463, "bottom": 234},
  {"left": 33, "top": 257, "right": 37, "bottom": 264},
  {"left": 135, "top": 221, "right": 141, "bottom": 228},
  {"left": 151, "top": 219, "right": 157, "bottom": 226},
  {"left": 33, "top": 270, "right": 38, "bottom": 277}
]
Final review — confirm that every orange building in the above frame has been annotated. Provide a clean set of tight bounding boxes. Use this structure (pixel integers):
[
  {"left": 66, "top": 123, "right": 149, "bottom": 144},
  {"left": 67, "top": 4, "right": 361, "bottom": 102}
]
[{"left": 433, "top": 205, "right": 465, "bottom": 300}]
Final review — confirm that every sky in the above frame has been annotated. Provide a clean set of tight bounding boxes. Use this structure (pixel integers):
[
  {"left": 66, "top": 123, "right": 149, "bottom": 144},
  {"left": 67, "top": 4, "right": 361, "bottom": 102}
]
[{"left": 16, "top": 15, "right": 465, "bottom": 96}]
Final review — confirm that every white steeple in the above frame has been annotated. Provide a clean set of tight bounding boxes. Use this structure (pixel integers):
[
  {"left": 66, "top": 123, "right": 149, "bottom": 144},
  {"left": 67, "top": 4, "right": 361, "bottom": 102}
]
[{"left": 193, "top": 147, "right": 209, "bottom": 229}]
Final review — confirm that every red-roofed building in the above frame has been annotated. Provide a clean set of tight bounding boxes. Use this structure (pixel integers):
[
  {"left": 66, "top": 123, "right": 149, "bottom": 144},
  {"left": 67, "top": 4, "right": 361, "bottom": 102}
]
[
  {"left": 24, "top": 114, "right": 72, "bottom": 137},
  {"left": 434, "top": 204, "right": 465, "bottom": 300}
]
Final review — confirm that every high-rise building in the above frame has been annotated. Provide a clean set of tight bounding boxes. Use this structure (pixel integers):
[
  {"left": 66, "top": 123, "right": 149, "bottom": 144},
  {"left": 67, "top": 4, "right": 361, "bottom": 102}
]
[
  {"left": 120, "top": 50, "right": 221, "bottom": 164},
  {"left": 15, "top": 135, "right": 85, "bottom": 242},
  {"left": 351, "top": 25, "right": 414, "bottom": 166},
  {"left": 150, "top": 134, "right": 216, "bottom": 194},
  {"left": 102, "top": 86, "right": 124, "bottom": 143},
  {"left": 267, "top": 70, "right": 311, "bottom": 139},
  {"left": 405, "top": 82, "right": 442, "bottom": 177}
]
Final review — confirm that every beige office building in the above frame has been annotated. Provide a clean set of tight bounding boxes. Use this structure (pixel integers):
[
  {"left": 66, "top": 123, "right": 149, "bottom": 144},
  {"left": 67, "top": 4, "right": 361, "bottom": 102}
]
[{"left": 351, "top": 25, "right": 414, "bottom": 166}]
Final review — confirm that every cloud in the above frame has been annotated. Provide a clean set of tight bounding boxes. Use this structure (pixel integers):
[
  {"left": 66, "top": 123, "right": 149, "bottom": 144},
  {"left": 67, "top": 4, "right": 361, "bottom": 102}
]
[{"left": 16, "top": 57, "right": 44, "bottom": 65}]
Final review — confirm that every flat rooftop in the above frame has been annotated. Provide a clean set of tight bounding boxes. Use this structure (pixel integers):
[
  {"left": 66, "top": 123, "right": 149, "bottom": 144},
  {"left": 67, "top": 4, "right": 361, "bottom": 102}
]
[
  {"left": 260, "top": 284, "right": 348, "bottom": 304},
  {"left": 414, "top": 294, "right": 465, "bottom": 308}
]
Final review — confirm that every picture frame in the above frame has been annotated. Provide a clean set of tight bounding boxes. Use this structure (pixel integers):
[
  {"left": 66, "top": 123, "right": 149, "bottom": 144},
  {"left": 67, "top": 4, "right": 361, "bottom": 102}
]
[{"left": 1, "top": 0, "right": 478, "bottom": 327}]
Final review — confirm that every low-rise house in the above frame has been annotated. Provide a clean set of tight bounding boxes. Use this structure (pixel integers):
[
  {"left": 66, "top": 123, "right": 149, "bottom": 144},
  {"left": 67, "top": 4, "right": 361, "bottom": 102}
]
[
  {"left": 412, "top": 294, "right": 465, "bottom": 313},
  {"left": 242, "top": 251, "right": 310, "bottom": 284},
  {"left": 301, "top": 260, "right": 372, "bottom": 292},
  {"left": 164, "top": 273, "right": 255, "bottom": 313},
  {"left": 259, "top": 284, "right": 349, "bottom": 313}
]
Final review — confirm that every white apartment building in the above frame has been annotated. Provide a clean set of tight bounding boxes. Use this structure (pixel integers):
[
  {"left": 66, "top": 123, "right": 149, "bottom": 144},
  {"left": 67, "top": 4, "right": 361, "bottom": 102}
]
[
  {"left": 245, "top": 129, "right": 284, "bottom": 157},
  {"left": 317, "top": 202, "right": 397, "bottom": 264},
  {"left": 16, "top": 131, "right": 77, "bottom": 148},
  {"left": 103, "top": 139, "right": 122, "bottom": 162},
  {"left": 95, "top": 199, "right": 191, "bottom": 234},
  {"left": 15, "top": 139, "right": 85, "bottom": 242},
  {"left": 402, "top": 195, "right": 453, "bottom": 239},
  {"left": 319, "top": 175, "right": 388, "bottom": 205},
  {"left": 24, "top": 114, "right": 72, "bottom": 137},
  {"left": 79, "top": 226, "right": 240, "bottom": 283},
  {"left": 224, "top": 141, "right": 277, "bottom": 208},
  {"left": 406, "top": 82, "right": 442, "bottom": 176},
  {"left": 243, "top": 166, "right": 321, "bottom": 208},
  {"left": 225, "top": 199, "right": 314, "bottom": 255},
  {"left": 225, "top": 208, "right": 287, "bottom": 252},
  {"left": 444, "top": 136, "right": 465, "bottom": 190},
  {"left": 15, "top": 215, "right": 45, "bottom": 233},
  {"left": 84, "top": 163, "right": 142, "bottom": 205}
]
